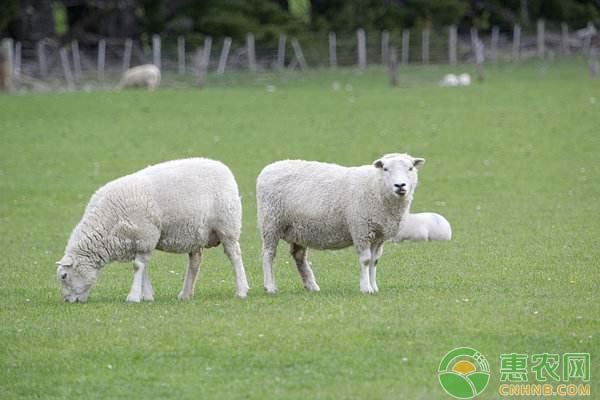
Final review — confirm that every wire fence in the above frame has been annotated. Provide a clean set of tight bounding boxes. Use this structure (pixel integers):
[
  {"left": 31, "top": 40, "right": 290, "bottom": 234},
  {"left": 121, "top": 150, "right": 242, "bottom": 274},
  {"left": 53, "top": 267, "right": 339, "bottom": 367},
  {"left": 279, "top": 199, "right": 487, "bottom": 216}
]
[{"left": 1, "top": 21, "right": 598, "bottom": 92}]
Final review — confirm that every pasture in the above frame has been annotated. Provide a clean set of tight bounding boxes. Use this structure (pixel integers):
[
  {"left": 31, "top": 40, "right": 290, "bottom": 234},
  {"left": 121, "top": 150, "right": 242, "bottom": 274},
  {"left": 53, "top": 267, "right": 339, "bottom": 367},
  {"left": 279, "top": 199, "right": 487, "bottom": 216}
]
[{"left": 1, "top": 61, "right": 598, "bottom": 399}]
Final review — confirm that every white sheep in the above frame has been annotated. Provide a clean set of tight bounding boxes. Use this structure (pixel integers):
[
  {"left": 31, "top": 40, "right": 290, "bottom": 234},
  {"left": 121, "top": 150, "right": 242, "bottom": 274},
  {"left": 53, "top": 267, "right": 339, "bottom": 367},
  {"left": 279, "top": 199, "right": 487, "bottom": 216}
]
[
  {"left": 440, "top": 73, "right": 459, "bottom": 87},
  {"left": 256, "top": 153, "right": 425, "bottom": 294},
  {"left": 56, "top": 158, "right": 249, "bottom": 303},
  {"left": 392, "top": 212, "right": 452, "bottom": 242},
  {"left": 117, "top": 64, "right": 161, "bottom": 91},
  {"left": 458, "top": 73, "right": 472, "bottom": 86}
]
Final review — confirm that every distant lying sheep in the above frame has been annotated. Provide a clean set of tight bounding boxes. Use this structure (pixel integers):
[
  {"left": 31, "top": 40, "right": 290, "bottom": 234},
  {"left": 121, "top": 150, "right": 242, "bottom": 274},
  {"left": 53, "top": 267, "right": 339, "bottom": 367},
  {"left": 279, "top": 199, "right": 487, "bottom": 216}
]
[
  {"left": 56, "top": 158, "right": 249, "bottom": 303},
  {"left": 117, "top": 64, "right": 161, "bottom": 91},
  {"left": 391, "top": 212, "right": 452, "bottom": 242},
  {"left": 257, "top": 153, "right": 425, "bottom": 294},
  {"left": 458, "top": 73, "right": 471, "bottom": 86},
  {"left": 440, "top": 73, "right": 471, "bottom": 87}
]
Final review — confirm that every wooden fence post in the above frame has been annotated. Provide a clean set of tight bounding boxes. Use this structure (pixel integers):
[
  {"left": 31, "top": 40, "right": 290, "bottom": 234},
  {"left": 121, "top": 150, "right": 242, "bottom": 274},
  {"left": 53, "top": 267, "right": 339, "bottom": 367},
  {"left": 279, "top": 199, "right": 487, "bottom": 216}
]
[
  {"left": 328, "top": 32, "right": 337, "bottom": 68},
  {"left": 291, "top": 38, "right": 307, "bottom": 70},
  {"left": 357, "top": 28, "right": 367, "bottom": 69},
  {"left": 71, "top": 40, "right": 82, "bottom": 81},
  {"left": 583, "top": 22, "right": 593, "bottom": 55},
  {"left": 422, "top": 28, "right": 430, "bottom": 64},
  {"left": 475, "top": 39, "right": 485, "bottom": 81},
  {"left": 217, "top": 37, "right": 231, "bottom": 74},
  {"left": 388, "top": 48, "right": 398, "bottom": 87},
  {"left": 470, "top": 27, "right": 478, "bottom": 60},
  {"left": 14, "top": 41, "right": 21, "bottom": 77},
  {"left": 152, "top": 34, "right": 161, "bottom": 69},
  {"left": 177, "top": 36, "right": 185, "bottom": 74},
  {"left": 0, "top": 39, "right": 14, "bottom": 92},
  {"left": 449, "top": 25, "right": 457, "bottom": 65},
  {"left": 247, "top": 33, "right": 256, "bottom": 72},
  {"left": 381, "top": 30, "right": 389, "bottom": 66},
  {"left": 122, "top": 38, "right": 132, "bottom": 72},
  {"left": 37, "top": 40, "right": 47, "bottom": 77},
  {"left": 561, "top": 23, "right": 570, "bottom": 55},
  {"left": 59, "top": 47, "right": 75, "bottom": 90},
  {"left": 512, "top": 24, "right": 521, "bottom": 61},
  {"left": 97, "top": 39, "right": 106, "bottom": 81},
  {"left": 590, "top": 47, "right": 598, "bottom": 80},
  {"left": 490, "top": 26, "right": 499, "bottom": 62},
  {"left": 401, "top": 29, "right": 410, "bottom": 65},
  {"left": 276, "top": 34, "right": 286, "bottom": 69},
  {"left": 195, "top": 47, "right": 207, "bottom": 88},
  {"left": 202, "top": 36, "right": 212, "bottom": 71},
  {"left": 537, "top": 19, "right": 545, "bottom": 58}
]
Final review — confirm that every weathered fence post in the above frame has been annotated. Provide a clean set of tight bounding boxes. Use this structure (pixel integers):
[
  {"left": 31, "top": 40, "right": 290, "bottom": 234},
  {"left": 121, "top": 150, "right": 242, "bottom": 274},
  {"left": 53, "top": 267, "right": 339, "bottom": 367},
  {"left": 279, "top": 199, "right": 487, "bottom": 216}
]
[
  {"left": 560, "top": 23, "right": 570, "bottom": 55},
  {"left": 512, "top": 24, "right": 521, "bottom": 60},
  {"left": 217, "top": 37, "right": 231, "bottom": 74},
  {"left": 388, "top": 48, "right": 398, "bottom": 87},
  {"left": 583, "top": 22, "right": 594, "bottom": 55},
  {"left": 97, "top": 39, "right": 106, "bottom": 81},
  {"left": 14, "top": 41, "right": 21, "bottom": 77},
  {"left": 590, "top": 47, "right": 598, "bottom": 80},
  {"left": 422, "top": 28, "right": 430, "bottom": 64},
  {"left": 59, "top": 47, "right": 75, "bottom": 90},
  {"left": 357, "top": 28, "right": 367, "bottom": 69},
  {"left": 37, "top": 40, "right": 47, "bottom": 77},
  {"left": 537, "top": 19, "right": 545, "bottom": 58},
  {"left": 177, "top": 36, "right": 185, "bottom": 74},
  {"left": 470, "top": 27, "right": 478, "bottom": 60},
  {"left": 152, "top": 34, "right": 161, "bottom": 69},
  {"left": 449, "top": 25, "right": 457, "bottom": 65},
  {"left": 122, "top": 38, "right": 132, "bottom": 72},
  {"left": 276, "top": 34, "right": 286, "bottom": 69},
  {"left": 401, "top": 29, "right": 410, "bottom": 65},
  {"left": 195, "top": 47, "right": 207, "bottom": 88},
  {"left": 490, "top": 26, "right": 499, "bottom": 62},
  {"left": 202, "top": 36, "right": 212, "bottom": 71},
  {"left": 247, "top": 33, "right": 256, "bottom": 72},
  {"left": 475, "top": 39, "right": 485, "bottom": 82},
  {"left": 328, "top": 32, "right": 337, "bottom": 68},
  {"left": 381, "top": 30, "right": 389, "bottom": 65},
  {"left": 0, "top": 39, "right": 14, "bottom": 92},
  {"left": 291, "top": 38, "right": 307, "bottom": 70},
  {"left": 71, "top": 40, "right": 82, "bottom": 81}
]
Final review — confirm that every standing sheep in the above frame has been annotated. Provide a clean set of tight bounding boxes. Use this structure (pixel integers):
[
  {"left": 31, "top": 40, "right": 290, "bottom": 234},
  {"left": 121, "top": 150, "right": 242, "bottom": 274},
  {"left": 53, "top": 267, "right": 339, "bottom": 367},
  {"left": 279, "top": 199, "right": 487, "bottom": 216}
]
[
  {"left": 56, "top": 158, "right": 249, "bottom": 303},
  {"left": 392, "top": 212, "right": 452, "bottom": 242},
  {"left": 257, "top": 153, "right": 425, "bottom": 294},
  {"left": 117, "top": 64, "right": 161, "bottom": 91}
]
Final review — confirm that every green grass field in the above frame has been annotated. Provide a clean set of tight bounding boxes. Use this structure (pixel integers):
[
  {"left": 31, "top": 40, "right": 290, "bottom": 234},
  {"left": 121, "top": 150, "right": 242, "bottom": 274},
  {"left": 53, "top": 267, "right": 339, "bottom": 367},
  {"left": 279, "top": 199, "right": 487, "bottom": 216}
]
[{"left": 1, "top": 61, "right": 598, "bottom": 399}]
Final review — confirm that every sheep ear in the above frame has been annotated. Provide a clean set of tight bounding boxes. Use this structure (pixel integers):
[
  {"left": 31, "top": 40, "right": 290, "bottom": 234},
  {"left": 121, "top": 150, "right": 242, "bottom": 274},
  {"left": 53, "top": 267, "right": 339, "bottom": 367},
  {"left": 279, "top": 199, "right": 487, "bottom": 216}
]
[
  {"left": 57, "top": 255, "right": 73, "bottom": 267},
  {"left": 413, "top": 158, "right": 426, "bottom": 168},
  {"left": 373, "top": 159, "right": 384, "bottom": 169}
]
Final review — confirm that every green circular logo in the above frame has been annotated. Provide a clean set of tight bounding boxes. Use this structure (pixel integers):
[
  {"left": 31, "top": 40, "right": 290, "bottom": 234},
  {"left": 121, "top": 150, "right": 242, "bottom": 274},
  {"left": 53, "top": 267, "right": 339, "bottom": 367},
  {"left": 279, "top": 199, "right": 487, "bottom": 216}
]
[{"left": 438, "top": 347, "right": 490, "bottom": 399}]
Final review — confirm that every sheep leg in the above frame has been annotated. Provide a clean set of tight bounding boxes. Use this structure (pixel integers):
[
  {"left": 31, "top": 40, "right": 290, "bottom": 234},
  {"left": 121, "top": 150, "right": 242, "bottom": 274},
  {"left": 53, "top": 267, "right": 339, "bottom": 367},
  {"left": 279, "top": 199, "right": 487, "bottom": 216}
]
[
  {"left": 178, "top": 251, "right": 202, "bottom": 300},
  {"left": 262, "top": 236, "right": 279, "bottom": 294},
  {"left": 223, "top": 241, "right": 250, "bottom": 298},
  {"left": 291, "top": 244, "right": 320, "bottom": 292},
  {"left": 369, "top": 244, "right": 384, "bottom": 293},
  {"left": 356, "top": 246, "right": 374, "bottom": 294},
  {"left": 127, "top": 253, "right": 151, "bottom": 303},
  {"left": 141, "top": 268, "right": 155, "bottom": 301}
]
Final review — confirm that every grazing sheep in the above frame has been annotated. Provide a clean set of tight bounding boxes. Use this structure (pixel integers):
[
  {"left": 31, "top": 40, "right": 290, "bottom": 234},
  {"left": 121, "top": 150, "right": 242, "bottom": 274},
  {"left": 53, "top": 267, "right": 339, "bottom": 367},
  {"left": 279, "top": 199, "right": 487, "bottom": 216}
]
[
  {"left": 256, "top": 153, "right": 425, "bottom": 294},
  {"left": 117, "top": 64, "right": 161, "bottom": 91},
  {"left": 458, "top": 73, "right": 472, "bottom": 86},
  {"left": 56, "top": 158, "right": 249, "bottom": 303},
  {"left": 392, "top": 212, "right": 452, "bottom": 242}
]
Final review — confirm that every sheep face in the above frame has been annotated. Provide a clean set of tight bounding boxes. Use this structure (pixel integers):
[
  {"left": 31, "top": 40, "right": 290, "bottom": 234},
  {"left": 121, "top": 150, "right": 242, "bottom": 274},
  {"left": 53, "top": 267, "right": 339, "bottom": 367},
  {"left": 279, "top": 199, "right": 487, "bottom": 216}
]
[
  {"left": 56, "top": 255, "right": 99, "bottom": 303},
  {"left": 373, "top": 154, "right": 425, "bottom": 198}
]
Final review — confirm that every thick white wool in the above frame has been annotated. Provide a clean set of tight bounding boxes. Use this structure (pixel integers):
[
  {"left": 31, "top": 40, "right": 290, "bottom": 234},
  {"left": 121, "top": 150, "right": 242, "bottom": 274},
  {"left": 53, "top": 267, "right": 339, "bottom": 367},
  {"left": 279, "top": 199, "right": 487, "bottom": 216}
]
[
  {"left": 57, "top": 158, "right": 248, "bottom": 302},
  {"left": 257, "top": 153, "right": 424, "bottom": 294},
  {"left": 117, "top": 64, "right": 161, "bottom": 90}
]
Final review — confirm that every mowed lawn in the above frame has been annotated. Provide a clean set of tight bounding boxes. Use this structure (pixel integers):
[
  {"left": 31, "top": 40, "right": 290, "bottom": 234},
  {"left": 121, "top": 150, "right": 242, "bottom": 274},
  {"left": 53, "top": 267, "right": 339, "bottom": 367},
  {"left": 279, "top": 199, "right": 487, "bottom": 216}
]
[{"left": 1, "top": 61, "right": 598, "bottom": 399}]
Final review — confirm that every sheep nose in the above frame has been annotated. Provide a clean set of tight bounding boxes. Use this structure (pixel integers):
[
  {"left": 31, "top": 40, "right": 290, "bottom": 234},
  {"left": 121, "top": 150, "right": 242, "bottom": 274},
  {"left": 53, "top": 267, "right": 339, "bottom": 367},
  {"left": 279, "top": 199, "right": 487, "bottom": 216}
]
[{"left": 394, "top": 183, "right": 406, "bottom": 190}]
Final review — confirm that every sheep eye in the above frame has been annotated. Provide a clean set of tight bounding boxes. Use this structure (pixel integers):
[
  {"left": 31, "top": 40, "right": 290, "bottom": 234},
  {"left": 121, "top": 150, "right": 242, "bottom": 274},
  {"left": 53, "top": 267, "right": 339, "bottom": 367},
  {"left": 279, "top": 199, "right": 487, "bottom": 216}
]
[
  {"left": 409, "top": 167, "right": 414, "bottom": 171},
  {"left": 383, "top": 168, "right": 388, "bottom": 172},
  {"left": 61, "top": 272, "right": 68, "bottom": 280}
]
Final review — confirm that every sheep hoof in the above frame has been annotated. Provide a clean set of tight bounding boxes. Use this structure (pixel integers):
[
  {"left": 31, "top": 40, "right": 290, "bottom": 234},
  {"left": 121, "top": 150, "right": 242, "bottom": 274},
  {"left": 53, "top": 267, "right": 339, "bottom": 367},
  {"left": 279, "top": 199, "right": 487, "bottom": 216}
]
[
  {"left": 304, "top": 282, "right": 321, "bottom": 292},
  {"left": 360, "top": 285, "right": 375, "bottom": 294},
  {"left": 264, "top": 286, "right": 278, "bottom": 294},
  {"left": 142, "top": 295, "right": 154, "bottom": 302},
  {"left": 236, "top": 290, "right": 249, "bottom": 299},
  {"left": 177, "top": 291, "right": 192, "bottom": 301},
  {"left": 126, "top": 294, "right": 142, "bottom": 303}
]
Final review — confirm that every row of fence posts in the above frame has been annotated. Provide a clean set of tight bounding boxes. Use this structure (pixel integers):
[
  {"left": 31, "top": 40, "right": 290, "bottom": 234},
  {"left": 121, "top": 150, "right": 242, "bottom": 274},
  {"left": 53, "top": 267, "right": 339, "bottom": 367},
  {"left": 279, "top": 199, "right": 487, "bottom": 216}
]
[{"left": 0, "top": 20, "right": 598, "bottom": 91}]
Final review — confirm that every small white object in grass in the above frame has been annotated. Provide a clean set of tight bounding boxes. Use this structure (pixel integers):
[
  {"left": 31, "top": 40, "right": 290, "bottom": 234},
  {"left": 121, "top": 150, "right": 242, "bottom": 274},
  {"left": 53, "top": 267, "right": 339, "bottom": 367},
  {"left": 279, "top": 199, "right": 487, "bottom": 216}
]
[
  {"left": 266, "top": 85, "right": 276, "bottom": 92},
  {"left": 576, "top": 315, "right": 583, "bottom": 320},
  {"left": 107, "top": 364, "right": 113, "bottom": 369},
  {"left": 458, "top": 73, "right": 471, "bottom": 86},
  {"left": 25, "top": 298, "right": 30, "bottom": 302},
  {"left": 462, "top": 298, "right": 469, "bottom": 302},
  {"left": 258, "top": 334, "right": 265, "bottom": 338},
  {"left": 440, "top": 74, "right": 459, "bottom": 87},
  {"left": 169, "top": 270, "right": 176, "bottom": 274},
  {"left": 402, "top": 357, "right": 408, "bottom": 362},
  {"left": 533, "top": 311, "right": 539, "bottom": 315},
  {"left": 332, "top": 81, "right": 341, "bottom": 91}
]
